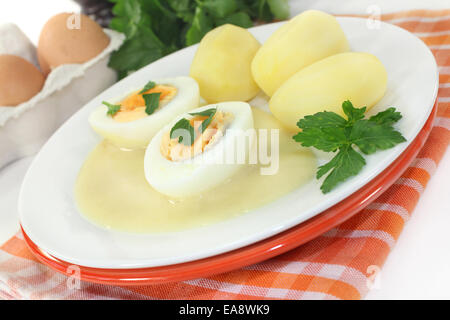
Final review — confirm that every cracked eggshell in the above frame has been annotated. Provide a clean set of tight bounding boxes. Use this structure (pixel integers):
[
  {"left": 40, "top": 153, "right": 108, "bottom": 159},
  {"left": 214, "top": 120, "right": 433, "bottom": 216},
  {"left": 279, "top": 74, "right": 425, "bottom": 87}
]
[{"left": 0, "top": 27, "right": 125, "bottom": 168}]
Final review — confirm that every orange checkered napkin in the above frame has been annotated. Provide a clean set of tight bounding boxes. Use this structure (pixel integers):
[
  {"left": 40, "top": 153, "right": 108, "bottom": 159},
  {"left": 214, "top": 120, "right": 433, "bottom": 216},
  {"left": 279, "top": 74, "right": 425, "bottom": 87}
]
[{"left": 0, "top": 9, "right": 449, "bottom": 300}]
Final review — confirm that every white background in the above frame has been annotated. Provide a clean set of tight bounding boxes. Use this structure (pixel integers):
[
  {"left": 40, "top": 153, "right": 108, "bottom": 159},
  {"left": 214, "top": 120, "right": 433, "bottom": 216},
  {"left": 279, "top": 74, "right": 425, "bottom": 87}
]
[{"left": 0, "top": 0, "right": 449, "bottom": 299}]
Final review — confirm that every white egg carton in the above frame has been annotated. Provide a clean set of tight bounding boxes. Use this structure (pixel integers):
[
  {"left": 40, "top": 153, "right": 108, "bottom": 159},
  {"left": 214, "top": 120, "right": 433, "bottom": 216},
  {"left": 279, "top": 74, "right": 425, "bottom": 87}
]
[{"left": 0, "top": 23, "right": 124, "bottom": 169}]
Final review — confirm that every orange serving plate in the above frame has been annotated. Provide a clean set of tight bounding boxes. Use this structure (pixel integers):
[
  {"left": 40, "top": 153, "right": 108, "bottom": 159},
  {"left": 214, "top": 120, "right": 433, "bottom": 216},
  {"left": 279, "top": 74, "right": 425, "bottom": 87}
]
[{"left": 22, "top": 102, "right": 437, "bottom": 286}]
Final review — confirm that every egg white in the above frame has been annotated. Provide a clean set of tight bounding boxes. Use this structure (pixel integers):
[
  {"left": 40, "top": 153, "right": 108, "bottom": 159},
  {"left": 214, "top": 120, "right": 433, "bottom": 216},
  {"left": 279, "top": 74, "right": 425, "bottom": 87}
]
[
  {"left": 144, "top": 102, "right": 254, "bottom": 198},
  {"left": 88, "top": 76, "right": 200, "bottom": 148}
]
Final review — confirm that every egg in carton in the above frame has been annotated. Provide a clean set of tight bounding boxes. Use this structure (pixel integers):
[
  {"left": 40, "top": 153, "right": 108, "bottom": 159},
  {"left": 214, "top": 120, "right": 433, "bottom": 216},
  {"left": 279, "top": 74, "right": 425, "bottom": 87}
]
[{"left": 0, "top": 21, "right": 124, "bottom": 169}]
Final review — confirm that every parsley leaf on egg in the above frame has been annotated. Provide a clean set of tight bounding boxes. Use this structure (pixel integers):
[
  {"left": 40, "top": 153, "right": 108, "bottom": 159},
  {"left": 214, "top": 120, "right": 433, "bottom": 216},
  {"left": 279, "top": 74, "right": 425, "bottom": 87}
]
[
  {"left": 143, "top": 92, "right": 161, "bottom": 115},
  {"left": 139, "top": 80, "right": 156, "bottom": 94},
  {"left": 102, "top": 101, "right": 121, "bottom": 117},
  {"left": 293, "top": 100, "right": 406, "bottom": 194},
  {"left": 170, "top": 118, "right": 195, "bottom": 146},
  {"left": 169, "top": 107, "right": 218, "bottom": 146},
  {"left": 189, "top": 107, "right": 217, "bottom": 133},
  {"left": 188, "top": 107, "right": 217, "bottom": 118}
]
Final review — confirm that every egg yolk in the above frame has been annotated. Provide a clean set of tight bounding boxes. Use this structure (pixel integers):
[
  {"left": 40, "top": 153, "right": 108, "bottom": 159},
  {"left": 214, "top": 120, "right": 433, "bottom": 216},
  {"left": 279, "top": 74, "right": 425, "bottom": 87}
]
[
  {"left": 113, "top": 85, "right": 177, "bottom": 123},
  {"left": 161, "top": 111, "right": 233, "bottom": 161}
]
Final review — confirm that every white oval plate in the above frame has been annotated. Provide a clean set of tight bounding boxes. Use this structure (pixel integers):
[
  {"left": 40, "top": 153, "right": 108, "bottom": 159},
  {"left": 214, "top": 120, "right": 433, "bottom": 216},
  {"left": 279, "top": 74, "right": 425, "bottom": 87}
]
[{"left": 19, "top": 17, "right": 438, "bottom": 269}]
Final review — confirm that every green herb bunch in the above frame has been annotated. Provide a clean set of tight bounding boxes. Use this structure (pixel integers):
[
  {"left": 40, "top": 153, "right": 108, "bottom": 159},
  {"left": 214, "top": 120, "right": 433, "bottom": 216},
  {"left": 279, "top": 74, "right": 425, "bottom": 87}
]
[
  {"left": 108, "top": 0, "right": 290, "bottom": 78},
  {"left": 293, "top": 101, "right": 406, "bottom": 193}
]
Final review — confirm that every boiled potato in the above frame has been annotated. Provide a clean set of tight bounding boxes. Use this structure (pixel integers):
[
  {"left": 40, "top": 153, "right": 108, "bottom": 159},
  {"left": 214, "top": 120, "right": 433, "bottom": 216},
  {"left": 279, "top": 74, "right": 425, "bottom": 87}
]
[
  {"left": 269, "top": 52, "right": 388, "bottom": 131},
  {"left": 190, "top": 24, "right": 261, "bottom": 103},
  {"left": 252, "top": 10, "right": 350, "bottom": 96}
]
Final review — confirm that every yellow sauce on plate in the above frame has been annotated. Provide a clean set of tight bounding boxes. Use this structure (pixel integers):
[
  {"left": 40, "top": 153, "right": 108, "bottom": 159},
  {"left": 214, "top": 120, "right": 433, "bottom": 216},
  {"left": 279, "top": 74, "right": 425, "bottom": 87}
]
[{"left": 75, "top": 108, "right": 316, "bottom": 233}]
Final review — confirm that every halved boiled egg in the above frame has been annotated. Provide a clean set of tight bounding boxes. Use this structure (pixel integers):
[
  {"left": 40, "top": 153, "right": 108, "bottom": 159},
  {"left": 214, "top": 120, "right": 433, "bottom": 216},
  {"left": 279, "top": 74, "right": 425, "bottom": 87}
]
[
  {"left": 144, "top": 102, "right": 254, "bottom": 198},
  {"left": 89, "top": 76, "right": 200, "bottom": 148}
]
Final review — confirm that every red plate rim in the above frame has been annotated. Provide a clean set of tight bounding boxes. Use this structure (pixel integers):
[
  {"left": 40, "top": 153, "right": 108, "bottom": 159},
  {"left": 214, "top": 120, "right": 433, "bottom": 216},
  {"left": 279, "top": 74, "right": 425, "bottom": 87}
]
[{"left": 21, "top": 102, "right": 437, "bottom": 286}]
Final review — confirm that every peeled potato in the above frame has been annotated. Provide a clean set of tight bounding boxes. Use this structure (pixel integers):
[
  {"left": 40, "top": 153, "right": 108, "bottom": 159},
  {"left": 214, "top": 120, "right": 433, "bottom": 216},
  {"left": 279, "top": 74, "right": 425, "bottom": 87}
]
[
  {"left": 38, "top": 13, "right": 110, "bottom": 76},
  {"left": 252, "top": 10, "right": 350, "bottom": 97},
  {"left": 190, "top": 24, "right": 261, "bottom": 103},
  {"left": 269, "top": 52, "right": 388, "bottom": 131}
]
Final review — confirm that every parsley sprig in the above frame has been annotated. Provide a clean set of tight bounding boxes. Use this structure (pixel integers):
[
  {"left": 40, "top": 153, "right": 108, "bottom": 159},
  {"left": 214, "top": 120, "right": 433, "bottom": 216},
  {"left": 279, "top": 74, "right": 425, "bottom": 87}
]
[
  {"left": 143, "top": 92, "right": 160, "bottom": 115},
  {"left": 293, "top": 100, "right": 406, "bottom": 193},
  {"left": 170, "top": 107, "right": 217, "bottom": 146},
  {"left": 139, "top": 80, "right": 156, "bottom": 94},
  {"left": 189, "top": 108, "right": 217, "bottom": 133},
  {"left": 139, "top": 80, "right": 160, "bottom": 115},
  {"left": 102, "top": 80, "right": 160, "bottom": 117},
  {"left": 102, "top": 101, "right": 121, "bottom": 117}
]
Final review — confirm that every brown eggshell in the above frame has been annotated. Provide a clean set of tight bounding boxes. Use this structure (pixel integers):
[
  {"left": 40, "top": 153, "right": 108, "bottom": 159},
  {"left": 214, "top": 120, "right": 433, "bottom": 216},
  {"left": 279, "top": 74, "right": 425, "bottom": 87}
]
[
  {"left": 38, "top": 13, "right": 110, "bottom": 76},
  {"left": 0, "top": 55, "right": 45, "bottom": 106}
]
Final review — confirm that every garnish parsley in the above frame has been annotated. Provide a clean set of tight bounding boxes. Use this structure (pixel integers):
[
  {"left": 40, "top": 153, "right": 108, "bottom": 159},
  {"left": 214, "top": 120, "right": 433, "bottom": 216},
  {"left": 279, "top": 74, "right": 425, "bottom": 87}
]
[
  {"left": 293, "top": 100, "right": 406, "bottom": 193},
  {"left": 170, "top": 108, "right": 217, "bottom": 146},
  {"left": 102, "top": 101, "right": 121, "bottom": 117}
]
